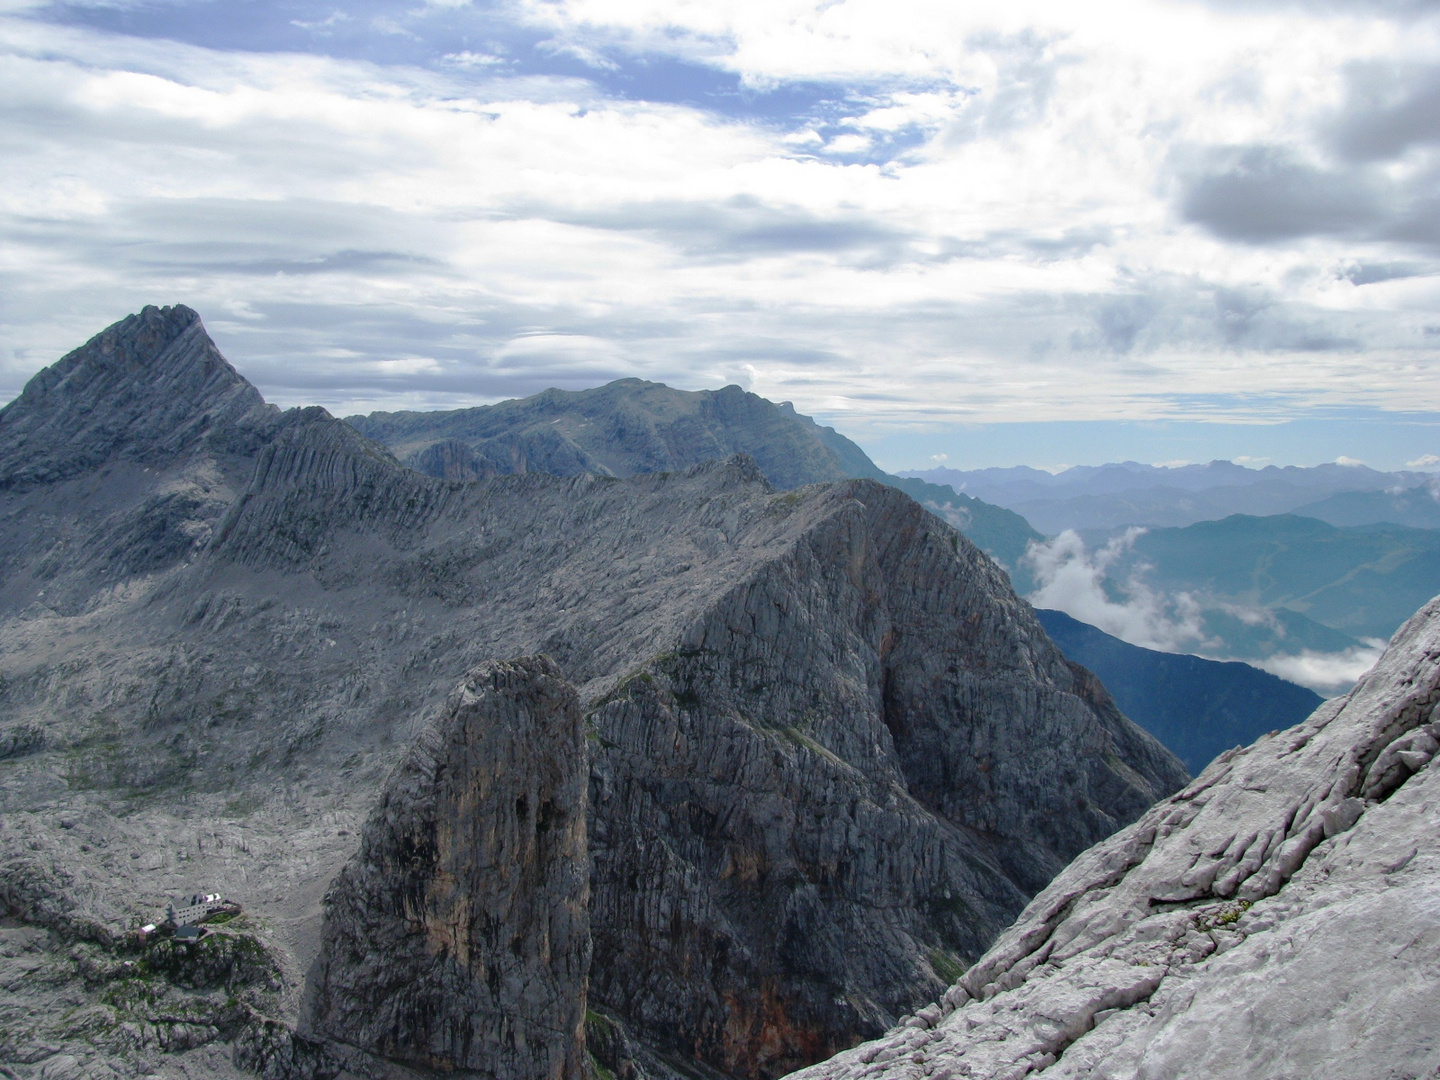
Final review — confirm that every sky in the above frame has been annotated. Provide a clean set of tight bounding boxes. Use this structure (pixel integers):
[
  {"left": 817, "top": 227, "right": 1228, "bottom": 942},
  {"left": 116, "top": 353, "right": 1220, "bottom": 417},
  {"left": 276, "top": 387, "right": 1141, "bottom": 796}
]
[{"left": 3, "top": 0, "right": 1440, "bottom": 471}]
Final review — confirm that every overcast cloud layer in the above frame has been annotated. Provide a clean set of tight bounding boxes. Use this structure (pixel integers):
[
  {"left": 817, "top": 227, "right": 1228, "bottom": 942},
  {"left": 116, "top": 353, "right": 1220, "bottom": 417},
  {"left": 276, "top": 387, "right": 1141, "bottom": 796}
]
[{"left": 2, "top": 0, "right": 1439, "bottom": 467}]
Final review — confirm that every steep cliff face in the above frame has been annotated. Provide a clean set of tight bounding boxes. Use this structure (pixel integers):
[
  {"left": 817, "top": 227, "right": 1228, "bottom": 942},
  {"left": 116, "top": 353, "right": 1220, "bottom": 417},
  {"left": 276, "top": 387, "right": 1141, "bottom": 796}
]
[
  {"left": 307, "top": 657, "right": 589, "bottom": 1080},
  {"left": 0, "top": 308, "right": 1183, "bottom": 1080},
  {"left": 198, "top": 400, "right": 1189, "bottom": 1077},
  {"left": 789, "top": 594, "right": 1440, "bottom": 1080},
  {"left": 584, "top": 485, "right": 1184, "bottom": 1079}
]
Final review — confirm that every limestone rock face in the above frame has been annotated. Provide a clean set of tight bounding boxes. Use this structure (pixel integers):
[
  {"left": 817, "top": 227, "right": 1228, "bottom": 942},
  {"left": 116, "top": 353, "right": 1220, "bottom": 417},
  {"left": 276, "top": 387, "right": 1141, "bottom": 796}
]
[
  {"left": 788, "top": 594, "right": 1440, "bottom": 1080},
  {"left": 307, "top": 656, "right": 589, "bottom": 1079},
  {"left": 585, "top": 480, "right": 1185, "bottom": 1079},
  {"left": 0, "top": 308, "right": 1183, "bottom": 1080}
]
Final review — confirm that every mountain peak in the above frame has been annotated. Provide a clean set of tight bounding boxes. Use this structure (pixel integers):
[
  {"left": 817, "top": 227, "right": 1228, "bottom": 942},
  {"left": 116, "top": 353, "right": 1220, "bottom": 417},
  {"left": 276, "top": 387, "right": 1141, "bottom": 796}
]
[
  {"left": 348, "top": 375, "right": 885, "bottom": 491},
  {"left": 0, "top": 304, "right": 268, "bottom": 489}
]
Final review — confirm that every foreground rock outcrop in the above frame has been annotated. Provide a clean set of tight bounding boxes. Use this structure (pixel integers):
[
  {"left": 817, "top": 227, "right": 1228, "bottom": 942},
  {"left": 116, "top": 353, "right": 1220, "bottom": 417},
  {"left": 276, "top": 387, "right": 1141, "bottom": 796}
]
[
  {"left": 306, "top": 657, "right": 589, "bottom": 1080},
  {"left": 790, "top": 594, "right": 1440, "bottom": 1080}
]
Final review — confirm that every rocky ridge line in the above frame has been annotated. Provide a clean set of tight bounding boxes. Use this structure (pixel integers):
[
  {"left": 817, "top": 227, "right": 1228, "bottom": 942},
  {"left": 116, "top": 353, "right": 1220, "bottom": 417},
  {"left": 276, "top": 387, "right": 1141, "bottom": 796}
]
[{"left": 344, "top": 380, "right": 1041, "bottom": 571}]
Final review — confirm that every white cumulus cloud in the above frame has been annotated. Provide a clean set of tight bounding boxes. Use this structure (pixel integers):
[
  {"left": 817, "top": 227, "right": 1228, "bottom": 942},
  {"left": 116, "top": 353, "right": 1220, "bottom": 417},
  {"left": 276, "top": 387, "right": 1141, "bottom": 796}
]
[
  {"left": 1023, "top": 528, "right": 1211, "bottom": 653},
  {"left": 1251, "top": 640, "right": 1387, "bottom": 696},
  {"left": 1, "top": 0, "right": 1440, "bottom": 437}
]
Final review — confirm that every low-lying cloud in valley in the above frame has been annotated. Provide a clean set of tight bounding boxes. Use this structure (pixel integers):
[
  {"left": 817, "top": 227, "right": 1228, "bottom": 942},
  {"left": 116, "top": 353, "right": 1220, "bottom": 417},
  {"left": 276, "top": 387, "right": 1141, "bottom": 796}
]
[
  {"left": 1251, "top": 641, "right": 1387, "bottom": 696},
  {"left": 1023, "top": 529, "right": 1384, "bottom": 695},
  {"left": 1023, "top": 529, "right": 1211, "bottom": 654}
]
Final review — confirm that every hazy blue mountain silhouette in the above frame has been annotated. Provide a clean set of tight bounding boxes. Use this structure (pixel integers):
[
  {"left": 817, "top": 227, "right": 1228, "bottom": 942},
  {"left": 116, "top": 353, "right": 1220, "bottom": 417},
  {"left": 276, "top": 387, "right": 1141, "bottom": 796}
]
[
  {"left": 1112, "top": 514, "right": 1440, "bottom": 642},
  {"left": 1035, "top": 608, "right": 1323, "bottom": 773},
  {"left": 1291, "top": 484, "right": 1440, "bottom": 530},
  {"left": 905, "top": 460, "right": 1436, "bottom": 532}
]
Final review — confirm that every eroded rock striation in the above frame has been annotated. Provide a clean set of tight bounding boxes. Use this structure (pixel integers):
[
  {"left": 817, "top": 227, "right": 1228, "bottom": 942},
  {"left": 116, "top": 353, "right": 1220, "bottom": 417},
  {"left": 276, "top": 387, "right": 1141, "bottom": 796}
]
[
  {"left": 307, "top": 656, "right": 589, "bottom": 1080},
  {"left": 789, "top": 594, "right": 1440, "bottom": 1080},
  {"left": 0, "top": 307, "right": 1184, "bottom": 1080}
]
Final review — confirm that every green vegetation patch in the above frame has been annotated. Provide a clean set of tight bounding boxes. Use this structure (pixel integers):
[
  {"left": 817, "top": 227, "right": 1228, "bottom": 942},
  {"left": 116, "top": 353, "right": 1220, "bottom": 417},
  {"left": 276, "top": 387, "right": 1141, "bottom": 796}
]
[
  {"left": 928, "top": 947, "right": 967, "bottom": 986},
  {"left": 1194, "top": 899, "right": 1252, "bottom": 932}
]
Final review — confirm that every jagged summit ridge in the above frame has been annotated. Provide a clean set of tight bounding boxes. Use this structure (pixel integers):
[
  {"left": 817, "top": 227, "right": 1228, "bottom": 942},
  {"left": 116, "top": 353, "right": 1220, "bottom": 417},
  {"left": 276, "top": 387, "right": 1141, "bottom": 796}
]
[
  {"left": 789, "top": 593, "right": 1440, "bottom": 1080},
  {"left": 0, "top": 304, "right": 271, "bottom": 490}
]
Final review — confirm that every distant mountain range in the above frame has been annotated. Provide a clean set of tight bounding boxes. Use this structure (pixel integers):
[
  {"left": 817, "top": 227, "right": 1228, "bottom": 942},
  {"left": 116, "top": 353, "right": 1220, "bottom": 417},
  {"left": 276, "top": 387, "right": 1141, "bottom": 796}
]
[
  {"left": 1035, "top": 609, "right": 1323, "bottom": 774},
  {"left": 898, "top": 461, "right": 1439, "bottom": 679},
  {"left": 347, "top": 382, "right": 1044, "bottom": 570},
  {"left": 1290, "top": 482, "right": 1440, "bottom": 530},
  {"left": 902, "top": 460, "right": 1440, "bottom": 533},
  {"left": 1108, "top": 514, "right": 1440, "bottom": 644}
]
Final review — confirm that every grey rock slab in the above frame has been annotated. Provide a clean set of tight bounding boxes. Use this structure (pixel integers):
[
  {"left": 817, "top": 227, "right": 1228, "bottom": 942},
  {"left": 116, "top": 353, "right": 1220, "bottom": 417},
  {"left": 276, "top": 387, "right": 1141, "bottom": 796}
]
[{"left": 787, "top": 594, "right": 1440, "bottom": 1080}]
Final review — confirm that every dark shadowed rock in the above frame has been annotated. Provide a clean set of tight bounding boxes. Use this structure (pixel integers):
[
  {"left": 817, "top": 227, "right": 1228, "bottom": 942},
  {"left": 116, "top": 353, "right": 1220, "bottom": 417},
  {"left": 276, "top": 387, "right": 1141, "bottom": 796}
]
[
  {"left": 306, "top": 656, "right": 589, "bottom": 1080},
  {"left": 1035, "top": 608, "right": 1322, "bottom": 773}
]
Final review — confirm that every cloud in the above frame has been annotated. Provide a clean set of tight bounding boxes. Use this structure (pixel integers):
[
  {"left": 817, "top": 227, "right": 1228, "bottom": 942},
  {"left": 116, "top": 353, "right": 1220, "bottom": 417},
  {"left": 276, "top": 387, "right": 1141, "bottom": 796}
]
[
  {"left": 1340, "top": 260, "right": 1431, "bottom": 285},
  {"left": 443, "top": 50, "right": 506, "bottom": 69},
  {"left": 1251, "top": 640, "right": 1386, "bottom": 695},
  {"left": 536, "top": 37, "right": 620, "bottom": 71},
  {"left": 1192, "top": 0, "right": 1440, "bottom": 13},
  {"left": 1092, "top": 295, "right": 1159, "bottom": 354},
  {"left": 1024, "top": 529, "right": 1389, "bottom": 695},
  {"left": 2, "top": 0, "right": 1440, "bottom": 436},
  {"left": 1407, "top": 454, "right": 1440, "bottom": 468},
  {"left": 1023, "top": 529, "right": 1212, "bottom": 653},
  {"left": 1178, "top": 146, "right": 1385, "bottom": 243},
  {"left": 1336, "top": 455, "right": 1366, "bottom": 465},
  {"left": 1327, "top": 62, "right": 1440, "bottom": 163}
]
